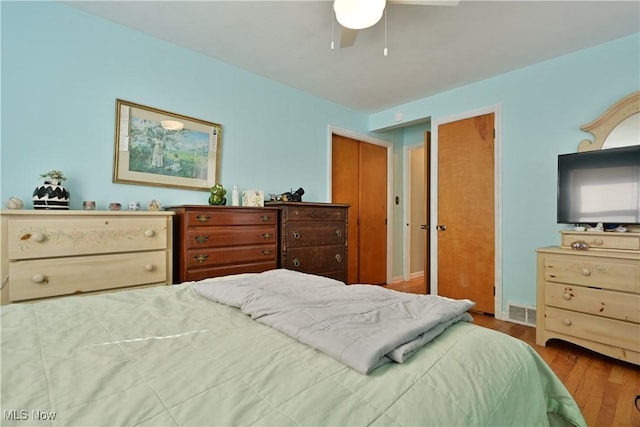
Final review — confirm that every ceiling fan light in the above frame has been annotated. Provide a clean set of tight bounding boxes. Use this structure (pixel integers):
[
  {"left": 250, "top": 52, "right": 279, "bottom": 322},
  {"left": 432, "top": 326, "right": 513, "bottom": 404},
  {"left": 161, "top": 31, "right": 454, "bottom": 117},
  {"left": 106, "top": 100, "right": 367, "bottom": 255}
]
[{"left": 334, "top": 0, "right": 386, "bottom": 30}]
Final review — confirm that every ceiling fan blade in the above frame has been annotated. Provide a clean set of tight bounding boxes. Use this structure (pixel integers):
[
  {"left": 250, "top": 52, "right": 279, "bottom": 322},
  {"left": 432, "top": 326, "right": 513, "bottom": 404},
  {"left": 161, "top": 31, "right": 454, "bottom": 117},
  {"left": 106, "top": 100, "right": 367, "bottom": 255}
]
[
  {"left": 388, "top": 1, "right": 460, "bottom": 5},
  {"left": 339, "top": 27, "right": 358, "bottom": 48}
]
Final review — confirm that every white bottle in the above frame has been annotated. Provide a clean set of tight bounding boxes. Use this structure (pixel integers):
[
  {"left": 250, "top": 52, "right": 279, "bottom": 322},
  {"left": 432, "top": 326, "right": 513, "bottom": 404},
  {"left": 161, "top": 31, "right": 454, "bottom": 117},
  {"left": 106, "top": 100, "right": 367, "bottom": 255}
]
[{"left": 231, "top": 185, "right": 240, "bottom": 206}]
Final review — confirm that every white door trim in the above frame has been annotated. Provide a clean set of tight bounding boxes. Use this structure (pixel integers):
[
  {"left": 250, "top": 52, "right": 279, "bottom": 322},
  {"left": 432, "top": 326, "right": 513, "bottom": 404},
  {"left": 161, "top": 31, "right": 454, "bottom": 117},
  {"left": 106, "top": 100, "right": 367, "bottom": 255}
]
[
  {"left": 327, "top": 125, "right": 394, "bottom": 285},
  {"left": 430, "top": 105, "right": 504, "bottom": 319}
]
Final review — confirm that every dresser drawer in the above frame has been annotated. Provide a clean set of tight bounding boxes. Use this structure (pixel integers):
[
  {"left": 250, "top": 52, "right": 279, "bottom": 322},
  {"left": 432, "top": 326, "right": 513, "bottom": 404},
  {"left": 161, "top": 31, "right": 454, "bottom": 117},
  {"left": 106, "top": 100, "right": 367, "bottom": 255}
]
[
  {"left": 284, "top": 246, "right": 346, "bottom": 274},
  {"left": 561, "top": 231, "right": 640, "bottom": 251},
  {"left": 544, "top": 255, "right": 639, "bottom": 293},
  {"left": 545, "top": 306, "right": 640, "bottom": 352},
  {"left": 8, "top": 217, "right": 168, "bottom": 260},
  {"left": 185, "top": 261, "right": 276, "bottom": 282},
  {"left": 185, "top": 209, "right": 276, "bottom": 227},
  {"left": 9, "top": 251, "right": 168, "bottom": 301},
  {"left": 186, "top": 225, "right": 276, "bottom": 248},
  {"left": 186, "top": 244, "right": 277, "bottom": 269},
  {"left": 545, "top": 282, "right": 640, "bottom": 323},
  {"left": 282, "top": 206, "right": 346, "bottom": 222},
  {"left": 282, "top": 223, "right": 346, "bottom": 248}
]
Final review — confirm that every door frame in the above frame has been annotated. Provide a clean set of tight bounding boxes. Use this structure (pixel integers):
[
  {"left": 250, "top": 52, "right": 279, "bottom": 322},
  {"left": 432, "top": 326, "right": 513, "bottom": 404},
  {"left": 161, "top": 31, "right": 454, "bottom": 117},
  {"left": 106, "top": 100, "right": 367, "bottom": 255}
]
[
  {"left": 430, "top": 105, "right": 504, "bottom": 319},
  {"left": 402, "top": 142, "right": 425, "bottom": 282},
  {"left": 327, "top": 125, "right": 394, "bottom": 285}
]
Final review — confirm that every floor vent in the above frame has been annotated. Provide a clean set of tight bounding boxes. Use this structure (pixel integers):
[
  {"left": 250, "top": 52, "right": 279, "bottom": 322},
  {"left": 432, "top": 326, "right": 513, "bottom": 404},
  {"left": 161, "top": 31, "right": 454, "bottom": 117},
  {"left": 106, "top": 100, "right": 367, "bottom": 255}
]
[{"left": 507, "top": 303, "right": 536, "bottom": 327}]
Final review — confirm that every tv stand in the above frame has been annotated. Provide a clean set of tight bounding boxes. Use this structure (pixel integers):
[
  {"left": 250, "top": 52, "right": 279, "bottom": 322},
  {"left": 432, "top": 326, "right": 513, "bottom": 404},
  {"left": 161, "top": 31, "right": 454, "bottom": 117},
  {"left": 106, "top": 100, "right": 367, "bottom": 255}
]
[{"left": 536, "top": 230, "right": 640, "bottom": 365}]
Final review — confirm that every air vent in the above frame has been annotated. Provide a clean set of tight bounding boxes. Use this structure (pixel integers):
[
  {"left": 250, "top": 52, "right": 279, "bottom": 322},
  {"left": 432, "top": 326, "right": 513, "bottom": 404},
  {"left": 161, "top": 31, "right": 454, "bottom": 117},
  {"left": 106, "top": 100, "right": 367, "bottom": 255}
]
[{"left": 507, "top": 303, "right": 536, "bottom": 326}]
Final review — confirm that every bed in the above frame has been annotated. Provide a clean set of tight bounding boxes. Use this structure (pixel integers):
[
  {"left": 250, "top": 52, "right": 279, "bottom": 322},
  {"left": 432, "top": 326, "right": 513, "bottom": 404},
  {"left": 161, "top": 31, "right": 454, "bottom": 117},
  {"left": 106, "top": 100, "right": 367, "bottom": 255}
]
[{"left": 1, "top": 269, "right": 586, "bottom": 426}]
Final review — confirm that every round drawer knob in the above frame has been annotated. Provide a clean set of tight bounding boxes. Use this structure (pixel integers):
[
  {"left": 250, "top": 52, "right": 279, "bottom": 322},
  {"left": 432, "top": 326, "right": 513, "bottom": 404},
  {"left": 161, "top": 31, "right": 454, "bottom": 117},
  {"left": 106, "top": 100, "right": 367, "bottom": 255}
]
[
  {"left": 31, "top": 274, "right": 46, "bottom": 283},
  {"left": 580, "top": 268, "right": 591, "bottom": 276},
  {"left": 562, "top": 318, "right": 572, "bottom": 326},
  {"left": 335, "top": 254, "right": 342, "bottom": 263},
  {"left": 144, "top": 264, "right": 155, "bottom": 271},
  {"left": 144, "top": 229, "right": 155, "bottom": 237},
  {"left": 562, "top": 292, "right": 572, "bottom": 300},
  {"left": 335, "top": 229, "right": 342, "bottom": 237},
  {"left": 293, "top": 258, "right": 301, "bottom": 267},
  {"left": 30, "top": 232, "right": 45, "bottom": 242},
  {"left": 292, "top": 232, "right": 301, "bottom": 239}
]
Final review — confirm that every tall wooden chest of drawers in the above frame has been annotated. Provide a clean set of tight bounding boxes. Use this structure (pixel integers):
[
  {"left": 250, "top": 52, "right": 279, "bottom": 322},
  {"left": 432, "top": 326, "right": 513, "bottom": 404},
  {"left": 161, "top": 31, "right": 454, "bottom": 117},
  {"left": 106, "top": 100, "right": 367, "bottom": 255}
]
[
  {"left": 167, "top": 205, "right": 278, "bottom": 282},
  {"left": 536, "top": 231, "right": 640, "bottom": 365},
  {"left": 0, "top": 210, "right": 174, "bottom": 304},
  {"left": 268, "top": 202, "right": 349, "bottom": 282}
]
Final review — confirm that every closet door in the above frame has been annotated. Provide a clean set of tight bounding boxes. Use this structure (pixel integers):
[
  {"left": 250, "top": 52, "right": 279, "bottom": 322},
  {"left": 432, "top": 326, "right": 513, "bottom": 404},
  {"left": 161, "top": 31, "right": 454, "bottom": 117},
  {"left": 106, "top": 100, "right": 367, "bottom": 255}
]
[{"left": 332, "top": 134, "right": 387, "bottom": 285}]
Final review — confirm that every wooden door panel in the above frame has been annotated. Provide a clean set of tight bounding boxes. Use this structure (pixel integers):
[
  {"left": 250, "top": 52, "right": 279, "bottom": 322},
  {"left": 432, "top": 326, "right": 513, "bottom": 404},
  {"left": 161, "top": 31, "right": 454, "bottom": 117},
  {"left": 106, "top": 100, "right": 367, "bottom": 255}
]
[
  {"left": 437, "top": 113, "right": 495, "bottom": 313},
  {"left": 332, "top": 135, "right": 360, "bottom": 284},
  {"left": 359, "top": 142, "right": 387, "bottom": 284}
]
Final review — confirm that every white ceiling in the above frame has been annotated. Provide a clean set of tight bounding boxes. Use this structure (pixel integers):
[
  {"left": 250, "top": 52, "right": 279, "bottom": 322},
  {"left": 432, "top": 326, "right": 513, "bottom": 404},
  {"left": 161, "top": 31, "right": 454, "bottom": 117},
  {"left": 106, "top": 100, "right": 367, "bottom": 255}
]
[{"left": 62, "top": 1, "right": 640, "bottom": 113}]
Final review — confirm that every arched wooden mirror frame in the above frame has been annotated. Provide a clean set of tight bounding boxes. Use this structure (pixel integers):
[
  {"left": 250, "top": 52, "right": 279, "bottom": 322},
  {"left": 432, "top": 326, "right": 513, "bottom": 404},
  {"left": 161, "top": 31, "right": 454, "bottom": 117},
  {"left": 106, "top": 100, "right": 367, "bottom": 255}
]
[{"left": 577, "top": 91, "right": 640, "bottom": 152}]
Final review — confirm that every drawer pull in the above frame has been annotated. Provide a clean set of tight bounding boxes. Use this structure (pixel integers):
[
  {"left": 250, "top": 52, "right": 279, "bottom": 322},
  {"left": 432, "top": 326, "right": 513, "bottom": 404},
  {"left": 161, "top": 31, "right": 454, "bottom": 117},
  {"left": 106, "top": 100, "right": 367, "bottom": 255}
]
[
  {"left": 260, "top": 215, "right": 271, "bottom": 222},
  {"left": 195, "top": 214, "right": 210, "bottom": 222},
  {"left": 293, "top": 258, "right": 301, "bottom": 267},
  {"left": 144, "top": 264, "right": 155, "bottom": 272},
  {"left": 31, "top": 274, "right": 47, "bottom": 284},
  {"left": 580, "top": 268, "right": 591, "bottom": 276},
  {"left": 262, "top": 233, "right": 272, "bottom": 240},
  {"left": 335, "top": 229, "right": 342, "bottom": 237},
  {"left": 562, "top": 292, "right": 572, "bottom": 300},
  {"left": 194, "top": 254, "right": 208, "bottom": 263},
  {"left": 562, "top": 318, "right": 572, "bottom": 326},
  {"left": 23, "top": 232, "right": 45, "bottom": 242},
  {"left": 570, "top": 241, "right": 589, "bottom": 250},
  {"left": 195, "top": 235, "right": 209, "bottom": 244},
  {"left": 262, "top": 249, "right": 273, "bottom": 255},
  {"left": 144, "top": 229, "right": 155, "bottom": 237},
  {"left": 292, "top": 231, "right": 301, "bottom": 239},
  {"left": 335, "top": 254, "right": 342, "bottom": 263}
]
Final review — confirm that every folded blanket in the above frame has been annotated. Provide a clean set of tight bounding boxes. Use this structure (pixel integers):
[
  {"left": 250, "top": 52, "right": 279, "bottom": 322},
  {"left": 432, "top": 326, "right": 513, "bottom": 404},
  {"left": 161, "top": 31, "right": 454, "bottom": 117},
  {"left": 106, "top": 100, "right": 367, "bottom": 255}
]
[{"left": 193, "top": 269, "right": 474, "bottom": 374}]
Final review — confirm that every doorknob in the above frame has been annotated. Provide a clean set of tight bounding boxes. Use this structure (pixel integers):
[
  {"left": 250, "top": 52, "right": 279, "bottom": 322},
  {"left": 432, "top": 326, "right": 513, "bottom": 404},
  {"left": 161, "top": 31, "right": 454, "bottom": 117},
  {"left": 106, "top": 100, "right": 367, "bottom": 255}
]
[{"left": 436, "top": 225, "right": 447, "bottom": 231}]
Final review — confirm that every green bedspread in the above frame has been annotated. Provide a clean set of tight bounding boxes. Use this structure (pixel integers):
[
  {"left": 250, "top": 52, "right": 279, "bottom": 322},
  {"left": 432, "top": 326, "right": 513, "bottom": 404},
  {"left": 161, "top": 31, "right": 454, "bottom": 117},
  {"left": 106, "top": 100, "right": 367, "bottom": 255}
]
[{"left": 1, "top": 279, "right": 586, "bottom": 426}]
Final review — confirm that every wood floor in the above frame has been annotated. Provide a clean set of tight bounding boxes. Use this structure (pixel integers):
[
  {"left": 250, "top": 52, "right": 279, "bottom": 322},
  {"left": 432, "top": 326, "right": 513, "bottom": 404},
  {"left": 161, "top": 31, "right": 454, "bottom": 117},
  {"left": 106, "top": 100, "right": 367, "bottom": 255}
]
[{"left": 384, "top": 277, "right": 640, "bottom": 427}]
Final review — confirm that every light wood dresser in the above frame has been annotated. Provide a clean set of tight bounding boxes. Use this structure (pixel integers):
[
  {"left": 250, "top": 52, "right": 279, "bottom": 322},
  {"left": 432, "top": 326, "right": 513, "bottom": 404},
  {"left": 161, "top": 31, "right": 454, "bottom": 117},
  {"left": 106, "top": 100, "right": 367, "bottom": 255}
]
[
  {"left": 268, "top": 202, "right": 349, "bottom": 283},
  {"left": 167, "top": 205, "right": 279, "bottom": 282},
  {"left": 0, "top": 210, "right": 174, "bottom": 304},
  {"left": 536, "top": 231, "right": 640, "bottom": 365}
]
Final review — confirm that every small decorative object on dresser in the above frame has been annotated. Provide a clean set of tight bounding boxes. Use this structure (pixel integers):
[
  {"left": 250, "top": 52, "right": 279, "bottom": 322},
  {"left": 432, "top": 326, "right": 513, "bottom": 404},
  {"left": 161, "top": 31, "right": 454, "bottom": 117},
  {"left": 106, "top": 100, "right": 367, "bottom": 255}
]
[
  {"left": 208, "top": 183, "right": 227, "bottom": 206},
  {"left": 32, "top": 169, "right": 70, "bottom": 210},
  {"left": 267, "top": 201, "right": 349, "bottom": 283},
  {"left": 166, "top": 205, "right": 278, "bottom": 282},
  {"left": 0, "top": 210, "right": 174, "bottom": 304},
  {"left": 536, "top": 231, "right": 640, "bottom": 365},
  {"left": 242, "top": 189, "right": 264, "bottom": 207},
  {"left": 5, "top": 197, "right": 23, "bottom": 210}
]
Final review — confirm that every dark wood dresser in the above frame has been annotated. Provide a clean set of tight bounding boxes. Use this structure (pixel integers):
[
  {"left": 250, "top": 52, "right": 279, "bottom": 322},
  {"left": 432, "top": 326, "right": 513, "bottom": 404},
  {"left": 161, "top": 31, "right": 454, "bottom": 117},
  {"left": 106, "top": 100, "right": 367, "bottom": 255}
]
[
  {"left": 167, "top": 205, "right": 278, "bottom": 283},
  {"left": 267, "top": 202, "right": 349, "bottom": 282}
]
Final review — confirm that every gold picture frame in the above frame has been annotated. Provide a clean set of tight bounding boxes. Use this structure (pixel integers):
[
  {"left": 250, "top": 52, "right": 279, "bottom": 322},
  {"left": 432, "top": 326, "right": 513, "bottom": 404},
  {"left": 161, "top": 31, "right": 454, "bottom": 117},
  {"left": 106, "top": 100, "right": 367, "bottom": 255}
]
[{"left": 113, "top": 99, "right": 222, "bottom": 191}]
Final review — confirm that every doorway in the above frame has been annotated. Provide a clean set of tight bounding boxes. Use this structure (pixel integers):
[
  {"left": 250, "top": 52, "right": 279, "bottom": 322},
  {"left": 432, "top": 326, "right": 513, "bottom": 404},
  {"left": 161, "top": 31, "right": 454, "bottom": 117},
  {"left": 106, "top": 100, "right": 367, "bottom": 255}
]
[
  {"left": 331, "top": 132, "right": 390, "bottom": 285},
  {"left": 430, "top": 107, "right": 502, "bottom": 317}
]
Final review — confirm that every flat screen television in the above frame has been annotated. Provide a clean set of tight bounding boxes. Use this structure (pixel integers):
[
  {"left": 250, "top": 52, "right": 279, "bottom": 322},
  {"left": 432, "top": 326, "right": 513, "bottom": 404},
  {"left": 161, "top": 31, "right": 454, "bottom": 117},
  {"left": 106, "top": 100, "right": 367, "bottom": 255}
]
[{"left": 557, "top": 145, "right": 640, "bottom": 225}]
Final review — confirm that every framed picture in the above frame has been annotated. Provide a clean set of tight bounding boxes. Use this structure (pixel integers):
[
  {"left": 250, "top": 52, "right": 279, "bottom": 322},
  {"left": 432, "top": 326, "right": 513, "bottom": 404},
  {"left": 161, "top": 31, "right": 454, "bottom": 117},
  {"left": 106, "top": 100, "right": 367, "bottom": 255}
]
[{"left": 113, "top": 99, "right": 222, "bottom": 191}]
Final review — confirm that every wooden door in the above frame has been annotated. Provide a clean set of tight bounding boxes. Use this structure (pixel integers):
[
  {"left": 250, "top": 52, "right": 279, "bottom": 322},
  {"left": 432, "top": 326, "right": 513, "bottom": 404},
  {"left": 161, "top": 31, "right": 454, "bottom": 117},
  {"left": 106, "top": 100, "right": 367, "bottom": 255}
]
[
  {"left": 332, "top": 134, "right": 387, "bottom": 284},
  {"left": 437, "top": 113, "right": 495, "bottom": 313},
  {"left": 423, "top": 131, "right": 431, "bottom": 293},
  {"left": 358, "top": 142, "right": 387, "bottom": 284}
]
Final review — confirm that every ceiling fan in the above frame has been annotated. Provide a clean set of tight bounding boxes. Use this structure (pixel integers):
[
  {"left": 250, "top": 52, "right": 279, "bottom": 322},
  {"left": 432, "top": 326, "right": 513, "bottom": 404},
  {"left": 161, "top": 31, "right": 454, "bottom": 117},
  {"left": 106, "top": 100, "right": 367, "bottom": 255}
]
[{"left": 333, "top": 0, "right": 460, "bottom": 48}]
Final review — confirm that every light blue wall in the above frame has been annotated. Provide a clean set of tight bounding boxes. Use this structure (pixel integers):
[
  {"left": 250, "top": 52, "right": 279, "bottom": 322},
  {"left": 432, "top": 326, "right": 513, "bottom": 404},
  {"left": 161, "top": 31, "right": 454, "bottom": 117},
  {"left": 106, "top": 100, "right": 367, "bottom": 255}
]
[
  {"left": 0, "top": 1, "right": 385, "bottom": 209},
  {"left": 2, "top": 2, "right": 639, "bottom": 311},
  {"left": 373, "top": 33, "right": 640, "bottom": 311}
]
